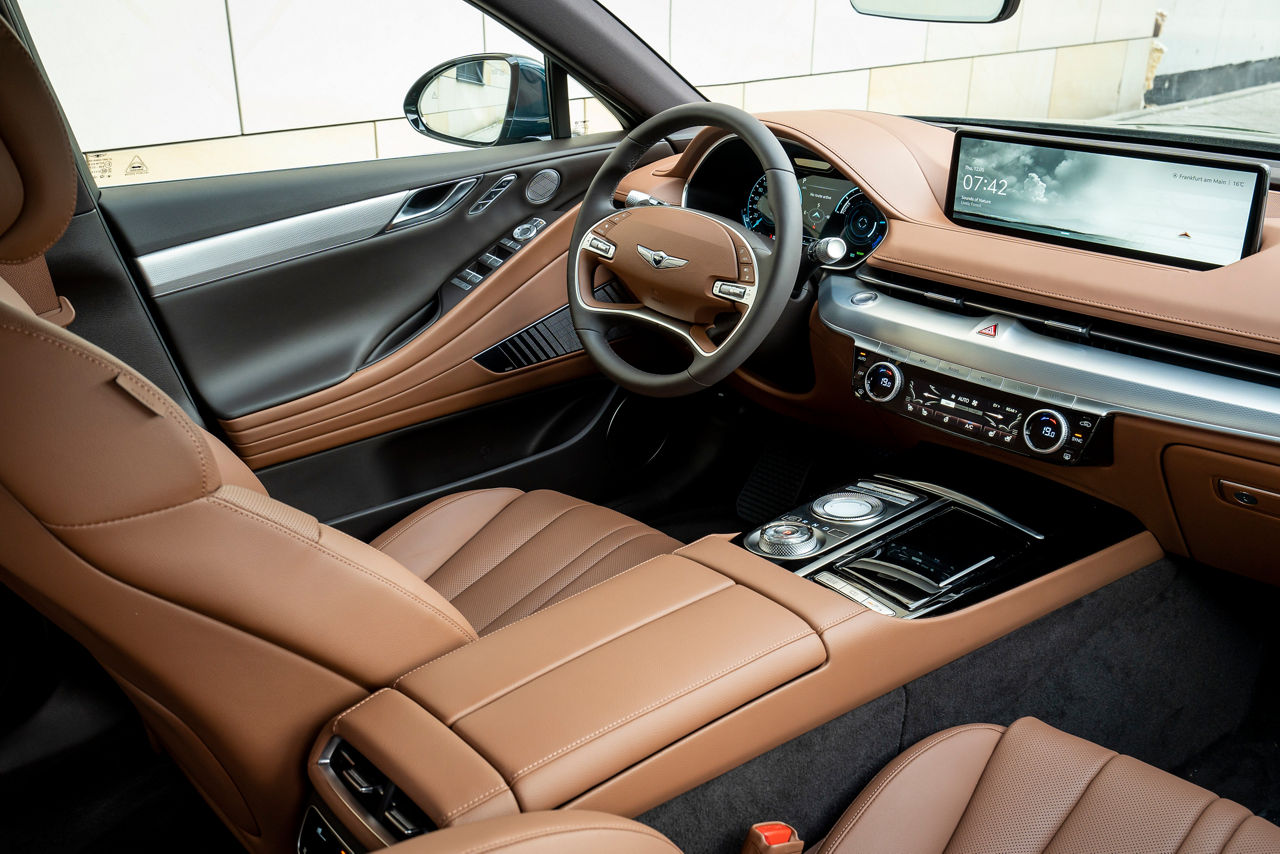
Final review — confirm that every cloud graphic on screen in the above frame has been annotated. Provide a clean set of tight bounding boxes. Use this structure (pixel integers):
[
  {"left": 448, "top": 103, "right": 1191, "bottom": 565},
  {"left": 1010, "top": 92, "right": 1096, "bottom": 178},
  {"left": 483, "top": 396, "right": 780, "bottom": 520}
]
[
  {"left": 1022, "top": 172, "right": 1048, "bottom": 202},
  {"left": 963, "top": 140, "right": 1101, "bottom": 206}
]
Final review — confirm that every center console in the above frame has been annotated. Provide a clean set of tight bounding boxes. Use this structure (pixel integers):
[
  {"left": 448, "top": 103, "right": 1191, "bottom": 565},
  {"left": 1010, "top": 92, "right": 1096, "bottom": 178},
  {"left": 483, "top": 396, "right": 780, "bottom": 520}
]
[
  {"left": 739, "top": 448, "right": 1144, "bottom": 622},
  {"left": 299, "top": 461, "right": 1156, "bottom": 853}
]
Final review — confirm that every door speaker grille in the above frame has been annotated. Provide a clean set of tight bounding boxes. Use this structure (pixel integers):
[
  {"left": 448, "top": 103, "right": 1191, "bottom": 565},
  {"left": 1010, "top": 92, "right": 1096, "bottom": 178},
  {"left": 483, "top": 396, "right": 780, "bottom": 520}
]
[{"left": 525, "top": 169, "right": 561, "bottom": 204}]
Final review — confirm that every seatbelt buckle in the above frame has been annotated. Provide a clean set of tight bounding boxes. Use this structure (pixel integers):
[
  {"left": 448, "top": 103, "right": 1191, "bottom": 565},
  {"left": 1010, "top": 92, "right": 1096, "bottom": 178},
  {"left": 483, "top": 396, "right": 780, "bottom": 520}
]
[{"left": 741, "top": 821, "right": 803, "bottom": 854}]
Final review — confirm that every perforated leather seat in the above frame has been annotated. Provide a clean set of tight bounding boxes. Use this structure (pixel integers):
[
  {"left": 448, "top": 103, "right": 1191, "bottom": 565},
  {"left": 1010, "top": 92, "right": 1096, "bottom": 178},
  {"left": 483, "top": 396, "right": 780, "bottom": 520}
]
[
  {"left": 814, "top": 716, "right": 1280, "bottom": 853},
  {"left": 381, "top": 717, "right": 1280, "bottom": 854},
  {"left": 373, "top": 488, "right": 680, "bottom": 635}
]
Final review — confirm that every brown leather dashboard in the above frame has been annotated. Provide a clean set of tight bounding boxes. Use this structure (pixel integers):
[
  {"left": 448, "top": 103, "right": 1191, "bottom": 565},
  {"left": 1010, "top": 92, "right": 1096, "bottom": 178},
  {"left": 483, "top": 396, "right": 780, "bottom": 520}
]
[
  {"left": 620, "top": 111, "right": 1280, "bottom": 586},
  {"left": 625, "top": 110, "right": 1280, "bottom": 354}
]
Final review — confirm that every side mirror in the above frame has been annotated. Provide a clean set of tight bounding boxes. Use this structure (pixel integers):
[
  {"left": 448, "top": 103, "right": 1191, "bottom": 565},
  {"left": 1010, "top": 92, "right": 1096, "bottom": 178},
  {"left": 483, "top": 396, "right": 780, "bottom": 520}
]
[
  {"left": 849, "top": 0, "right": 1019, "bottom": 23},
  {"left": 404, "top": 53, "right": 551, "bottom": 147}
]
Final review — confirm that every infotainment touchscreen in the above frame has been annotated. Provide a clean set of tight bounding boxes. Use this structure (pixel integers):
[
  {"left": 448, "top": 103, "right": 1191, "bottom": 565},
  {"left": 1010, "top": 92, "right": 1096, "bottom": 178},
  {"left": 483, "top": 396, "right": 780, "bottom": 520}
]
[{"left": 946, "top": 130, "right": 1269, "bottom": 269}]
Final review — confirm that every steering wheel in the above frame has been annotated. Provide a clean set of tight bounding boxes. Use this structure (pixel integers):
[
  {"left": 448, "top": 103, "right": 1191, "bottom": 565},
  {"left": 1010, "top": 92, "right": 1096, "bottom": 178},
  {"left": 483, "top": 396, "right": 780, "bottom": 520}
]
[{"left": 567, "top": 103, "right": 802, "bottom": 397}]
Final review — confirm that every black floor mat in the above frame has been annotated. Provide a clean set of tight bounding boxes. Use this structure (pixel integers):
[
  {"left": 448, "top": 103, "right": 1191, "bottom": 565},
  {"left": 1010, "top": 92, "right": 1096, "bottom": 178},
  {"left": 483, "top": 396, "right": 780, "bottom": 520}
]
[
  {"left": 639, "top": 558, "right": 1280, "bottom": 854},
  {"left": 1174, "top": 645, "right": 1280, "bottom": 821},
  {"left": 0, "top": 721, "right": 242, "bottom": 853}
]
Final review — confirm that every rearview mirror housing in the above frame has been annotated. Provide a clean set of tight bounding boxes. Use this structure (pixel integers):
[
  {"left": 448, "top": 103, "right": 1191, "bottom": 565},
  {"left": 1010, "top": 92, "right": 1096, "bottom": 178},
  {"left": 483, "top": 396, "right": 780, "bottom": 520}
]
[
  {"left": 404, "top": 53, "right": 551, "bottom": 148},
  {"left": 849, "top": 0, "right": 1019, "bottom": 23}
]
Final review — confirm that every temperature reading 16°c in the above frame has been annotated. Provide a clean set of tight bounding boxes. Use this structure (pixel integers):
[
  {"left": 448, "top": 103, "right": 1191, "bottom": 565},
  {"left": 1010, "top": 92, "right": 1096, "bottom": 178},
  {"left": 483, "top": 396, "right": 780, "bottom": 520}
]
[{"left": 961, "top": 174, "right": 1008, "bottom": 195}]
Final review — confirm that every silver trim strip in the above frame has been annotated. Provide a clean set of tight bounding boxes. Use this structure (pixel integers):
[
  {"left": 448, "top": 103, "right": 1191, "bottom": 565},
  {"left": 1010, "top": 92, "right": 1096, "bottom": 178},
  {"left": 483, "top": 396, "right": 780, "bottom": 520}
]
[
  {"left": 141, "top": 190, "right": 412, "bottom": 297},
  {"left": 820, "top": 274, "right": 1280, "bottom": 444},
  {"left": 879, "top": 476, "right": 1044, "bottom": 539}
]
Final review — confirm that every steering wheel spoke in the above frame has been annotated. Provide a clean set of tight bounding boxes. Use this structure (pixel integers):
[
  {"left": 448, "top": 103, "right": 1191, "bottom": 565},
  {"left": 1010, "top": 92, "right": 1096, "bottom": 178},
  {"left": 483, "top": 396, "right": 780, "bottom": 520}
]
[{"left": 568, "top": 103, "right": 801, "bottom": 397}]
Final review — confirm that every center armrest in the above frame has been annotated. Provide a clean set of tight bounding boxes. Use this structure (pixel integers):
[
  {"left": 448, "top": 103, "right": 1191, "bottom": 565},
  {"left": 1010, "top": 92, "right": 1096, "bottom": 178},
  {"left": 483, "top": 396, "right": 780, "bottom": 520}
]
[
  {"left": 397, "top": 551, "right": 826, "bottom": 810},
  {"left": 312, "top": 543, "right": 827, "bottom": 843}
]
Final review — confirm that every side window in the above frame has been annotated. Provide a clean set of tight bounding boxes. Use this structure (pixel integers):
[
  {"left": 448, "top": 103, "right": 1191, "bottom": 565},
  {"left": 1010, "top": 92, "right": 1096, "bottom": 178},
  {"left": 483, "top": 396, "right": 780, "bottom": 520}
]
[{"left": 16, "top": 0, "right": 622, "bottom": 187}]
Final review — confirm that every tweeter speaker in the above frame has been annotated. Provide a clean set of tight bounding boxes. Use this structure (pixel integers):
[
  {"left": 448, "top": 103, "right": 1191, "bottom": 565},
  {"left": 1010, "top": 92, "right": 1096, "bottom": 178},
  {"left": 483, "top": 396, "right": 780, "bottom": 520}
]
[{"left": 525, "top": 168, "right": 561, "bottom": 204}]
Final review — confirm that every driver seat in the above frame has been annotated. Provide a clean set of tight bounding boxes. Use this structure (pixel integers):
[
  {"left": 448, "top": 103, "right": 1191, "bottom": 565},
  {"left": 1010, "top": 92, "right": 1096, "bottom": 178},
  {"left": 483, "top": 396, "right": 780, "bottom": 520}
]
[{"left": 0, "top": 18, "right": 678, "bottom": 854}]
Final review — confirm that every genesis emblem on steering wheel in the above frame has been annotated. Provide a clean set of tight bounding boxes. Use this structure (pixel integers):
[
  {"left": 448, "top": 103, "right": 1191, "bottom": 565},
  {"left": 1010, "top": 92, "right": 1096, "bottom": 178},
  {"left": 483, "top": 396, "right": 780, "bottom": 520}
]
[{"left": 636, "top": 245, "right": 689, "bottom": 270}]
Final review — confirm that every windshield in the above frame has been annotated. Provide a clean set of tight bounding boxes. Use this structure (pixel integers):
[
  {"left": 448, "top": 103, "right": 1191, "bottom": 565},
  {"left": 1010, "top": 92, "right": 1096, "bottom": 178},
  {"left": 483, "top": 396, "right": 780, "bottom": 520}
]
[{"left": 598, "top": 0, "right": 1280, "bottom": 147}]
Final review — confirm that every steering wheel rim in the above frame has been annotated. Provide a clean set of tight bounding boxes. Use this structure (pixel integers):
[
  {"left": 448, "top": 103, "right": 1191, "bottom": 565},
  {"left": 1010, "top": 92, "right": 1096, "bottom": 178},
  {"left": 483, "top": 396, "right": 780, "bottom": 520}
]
[{"left": 567, "top": 102, "right": 802, "bottom": 397}]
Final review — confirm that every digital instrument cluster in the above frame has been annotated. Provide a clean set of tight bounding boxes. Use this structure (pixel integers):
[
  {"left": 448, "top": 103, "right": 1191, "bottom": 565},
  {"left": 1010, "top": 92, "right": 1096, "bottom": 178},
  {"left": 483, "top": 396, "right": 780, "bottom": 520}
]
[
  {"left": 682, "top": 136, "right": 887, "bottom": 270},
  {"left": 740, "top": 171, "right": 886, "bottom": 268}
]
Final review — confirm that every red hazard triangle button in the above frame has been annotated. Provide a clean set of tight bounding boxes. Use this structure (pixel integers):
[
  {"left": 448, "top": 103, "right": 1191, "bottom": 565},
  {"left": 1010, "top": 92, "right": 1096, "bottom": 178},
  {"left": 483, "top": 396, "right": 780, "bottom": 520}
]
[{"left": 977, "top": 323, "right": 999, "bottom": 337}]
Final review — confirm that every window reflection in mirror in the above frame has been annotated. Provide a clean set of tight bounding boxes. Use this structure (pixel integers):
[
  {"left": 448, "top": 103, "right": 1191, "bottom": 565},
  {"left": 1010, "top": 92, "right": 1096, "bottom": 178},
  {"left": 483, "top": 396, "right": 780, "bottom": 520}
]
[{"left": 418, "top": 59, "right": 511, "bottom": 144}]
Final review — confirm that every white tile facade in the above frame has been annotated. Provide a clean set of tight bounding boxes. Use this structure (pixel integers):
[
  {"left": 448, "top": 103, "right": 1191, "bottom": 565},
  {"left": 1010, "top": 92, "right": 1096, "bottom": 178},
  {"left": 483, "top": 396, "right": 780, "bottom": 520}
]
[{"left": 16, "top": 0, "right": 1280, "bottom": 185}]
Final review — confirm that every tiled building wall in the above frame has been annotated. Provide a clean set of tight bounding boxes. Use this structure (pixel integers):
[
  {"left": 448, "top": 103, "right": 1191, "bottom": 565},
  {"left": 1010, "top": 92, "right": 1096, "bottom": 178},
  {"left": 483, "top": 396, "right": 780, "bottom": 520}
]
[{"left": 16, "top": 0, "right": 1276, "bottom": 186}]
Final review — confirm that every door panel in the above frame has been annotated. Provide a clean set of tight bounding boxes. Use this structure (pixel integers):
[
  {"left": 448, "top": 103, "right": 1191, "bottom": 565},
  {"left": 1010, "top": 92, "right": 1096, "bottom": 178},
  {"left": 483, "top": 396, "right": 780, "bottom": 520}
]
[
  {"left": 218, "top": 207, "right": 593, "bottom": 467},
  {"left": 98, "top": 139, "right": 634, "bottom": 453}
]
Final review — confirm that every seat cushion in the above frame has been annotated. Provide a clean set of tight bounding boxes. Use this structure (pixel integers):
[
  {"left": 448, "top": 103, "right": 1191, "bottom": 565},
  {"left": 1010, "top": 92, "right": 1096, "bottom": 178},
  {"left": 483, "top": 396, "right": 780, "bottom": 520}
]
[
  {"left": 820, "top": 716, "right": 1280, "bottom": 854},
  {"left": 373, "top": 488, "right": 682, "bottom": 635}
]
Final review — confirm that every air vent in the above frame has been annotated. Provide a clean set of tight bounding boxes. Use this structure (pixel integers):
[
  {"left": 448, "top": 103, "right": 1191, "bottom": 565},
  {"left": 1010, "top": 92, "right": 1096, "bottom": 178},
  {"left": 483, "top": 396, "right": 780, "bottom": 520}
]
[
  {"left": 856, "top": 267, "right": 1280, "bottom": 388},
  {"left": 525, "top": 168, "right": 561, "bottom": 204},
  {"left": 324, "top": 740, "right": 435, "bottom": 841},
  {"left": 475, "top": 282, "right": 628, "bottom": 373}
]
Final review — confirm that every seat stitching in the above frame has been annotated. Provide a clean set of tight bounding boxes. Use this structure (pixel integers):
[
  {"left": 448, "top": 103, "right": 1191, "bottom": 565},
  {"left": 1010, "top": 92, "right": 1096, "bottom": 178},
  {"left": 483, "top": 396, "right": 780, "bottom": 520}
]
[
  {"left": 819, "top": 724, "right": 1005, "bottom": 854},
  {"left": 374, "top": 490, "right": 521, "bottom": 552},
  {"left": 1039, "top": 752, "right": 1120, "bottom": 853},
  {"left": 372, "top": 493, "right": 477, "bottom": 549},
  {"left": 506, "top": 629, "right": 816, "bottom": 782},
  {"left": 444, "top": 500, "right": 593, "bottom": 601},
  {"left": 441, "top": 783, "right": 511, "bottom": 821},
  {"left": 390, "top": 551, "right": 683, "bottom": 686},
  {"left": 445, "top": 823, "right": 681, "bottom": 854},
  {"left": 0, "top": 322, "right": 212, "bottom": 508},
  {"left": 473, "top": 525, "right": 657, "bottom": 633},
  {"left": 403, "top": 577, "right": 734, "bottom": 725},
  {"left": 332, "top": 687, "right": 393, "bottom": 729},
  {"left": 207, "top": 497, "right": 477, "bottom": 642},
  {"left": 46, "top": 498, "right": 200, "bottom": 529},
  {"left": 816, "top": 607, "right": 870, "bottom": 633}
]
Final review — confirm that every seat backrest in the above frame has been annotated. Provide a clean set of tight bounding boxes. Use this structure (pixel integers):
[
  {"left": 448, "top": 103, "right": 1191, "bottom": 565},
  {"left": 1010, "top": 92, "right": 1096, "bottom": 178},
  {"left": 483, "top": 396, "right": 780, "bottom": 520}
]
[{"left": 0, "top": 18, "right": 477, "bottom": 853}]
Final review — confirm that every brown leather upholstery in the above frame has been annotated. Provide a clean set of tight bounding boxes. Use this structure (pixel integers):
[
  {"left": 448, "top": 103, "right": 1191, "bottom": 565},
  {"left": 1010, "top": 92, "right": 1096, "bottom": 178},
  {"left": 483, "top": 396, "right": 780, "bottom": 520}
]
[
  {"left": 0, "top": 21, "right": 76, "bottom": 265},
  {"left": 0, "top": 17, "right": 681, "bottom": 851},
  {"left": 817, "top": 717, "right": 1280, "bottom": 854},
  {"left": 0, "top": 294, "right": 681, "bottom": 851},
  {"left": 386, "top": 811, "right": 680, "bottom": 854},
  {"left": 374, "top": 488, "right": 682, "bottom": 634}
]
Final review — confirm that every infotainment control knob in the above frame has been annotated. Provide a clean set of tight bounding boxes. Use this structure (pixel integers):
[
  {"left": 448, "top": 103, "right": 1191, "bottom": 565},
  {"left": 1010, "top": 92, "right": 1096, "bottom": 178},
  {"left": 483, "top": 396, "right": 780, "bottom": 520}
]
[
  {"left": 864, "top": 362, "right": 903, "bottom": 402},
  {"left": 1023, "top": 409, "right": 1069, "bottom": 454},
  {"left": 758, "top": 522, "right": 819, "bottom": 557}
]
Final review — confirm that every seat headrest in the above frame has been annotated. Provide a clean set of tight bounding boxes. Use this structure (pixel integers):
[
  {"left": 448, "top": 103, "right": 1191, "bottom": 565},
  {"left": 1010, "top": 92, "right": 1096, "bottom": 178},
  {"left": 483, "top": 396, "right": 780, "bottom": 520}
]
[{"left": 0, "top": 18, "right": 77, "bottom": 264}]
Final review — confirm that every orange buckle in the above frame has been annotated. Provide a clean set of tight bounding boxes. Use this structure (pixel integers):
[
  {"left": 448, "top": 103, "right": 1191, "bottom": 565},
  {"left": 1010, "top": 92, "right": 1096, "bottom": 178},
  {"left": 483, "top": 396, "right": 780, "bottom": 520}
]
[{"left": 742, "top": 821, "right": 803, "bottom": 854}]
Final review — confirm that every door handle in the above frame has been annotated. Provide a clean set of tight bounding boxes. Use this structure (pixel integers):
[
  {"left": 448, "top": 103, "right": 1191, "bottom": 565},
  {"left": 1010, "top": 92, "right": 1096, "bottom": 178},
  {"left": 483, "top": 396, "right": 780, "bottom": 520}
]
[{"left": 386, "top": 176, "right": 479, "bottom": 232}]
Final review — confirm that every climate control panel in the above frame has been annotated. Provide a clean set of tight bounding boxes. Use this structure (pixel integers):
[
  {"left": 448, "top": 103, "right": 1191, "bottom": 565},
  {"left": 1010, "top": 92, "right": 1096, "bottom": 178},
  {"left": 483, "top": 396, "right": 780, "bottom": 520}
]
[{"left": 853, "top": 346, "right": 1108, "bottom": 466}]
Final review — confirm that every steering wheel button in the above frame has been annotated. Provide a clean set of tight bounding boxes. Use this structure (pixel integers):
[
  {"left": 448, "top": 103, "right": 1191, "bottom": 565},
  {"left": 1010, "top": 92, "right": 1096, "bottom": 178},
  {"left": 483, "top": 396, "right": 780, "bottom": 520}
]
[{"left": 739, "top": 265, "right": 754, "bottom": 283}]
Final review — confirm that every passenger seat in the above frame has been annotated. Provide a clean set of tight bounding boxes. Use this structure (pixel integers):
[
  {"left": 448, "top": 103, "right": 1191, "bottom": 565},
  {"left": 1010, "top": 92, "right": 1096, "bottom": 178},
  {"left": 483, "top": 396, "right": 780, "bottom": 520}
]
[{"left": 379, "top": 717, "right": 1280, "bottom": 853}]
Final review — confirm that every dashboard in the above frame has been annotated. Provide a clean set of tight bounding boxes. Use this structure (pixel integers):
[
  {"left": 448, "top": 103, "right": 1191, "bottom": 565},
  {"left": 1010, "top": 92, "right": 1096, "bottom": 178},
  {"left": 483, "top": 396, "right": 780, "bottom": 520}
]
[
  {"left": 630, "top": 109, "right": 1280, "bottom": 584},
  {"left": 683, "top": 137, "right": 886, "bottom": 268}
]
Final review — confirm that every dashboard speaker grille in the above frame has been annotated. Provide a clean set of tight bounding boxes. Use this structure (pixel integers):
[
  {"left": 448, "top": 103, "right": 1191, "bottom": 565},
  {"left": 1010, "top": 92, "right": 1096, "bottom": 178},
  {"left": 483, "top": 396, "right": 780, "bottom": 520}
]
[{"left": 525, "top": 169, "right": 561, "bottom": 204}]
